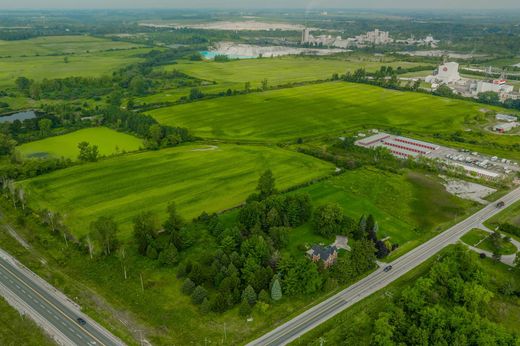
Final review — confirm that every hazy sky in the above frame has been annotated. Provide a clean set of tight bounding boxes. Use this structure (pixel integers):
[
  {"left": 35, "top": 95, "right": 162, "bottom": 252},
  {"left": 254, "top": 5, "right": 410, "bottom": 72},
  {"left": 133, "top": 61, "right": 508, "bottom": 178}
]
[{"left": 1, "top": 0, "right": 520, "bottom": 10}]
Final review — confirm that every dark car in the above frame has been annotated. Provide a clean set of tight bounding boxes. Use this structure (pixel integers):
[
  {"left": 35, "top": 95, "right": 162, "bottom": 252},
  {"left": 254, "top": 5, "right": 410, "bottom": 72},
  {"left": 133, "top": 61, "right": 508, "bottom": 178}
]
[
  {"left": 76, "top": 317, "right": 86, "bottom": 326},
  {"left": 496, "top": 201, "right": 505, "bottom": 208},
  {"left": 383, "top": 265, "right": 393, "bottom": 272}
]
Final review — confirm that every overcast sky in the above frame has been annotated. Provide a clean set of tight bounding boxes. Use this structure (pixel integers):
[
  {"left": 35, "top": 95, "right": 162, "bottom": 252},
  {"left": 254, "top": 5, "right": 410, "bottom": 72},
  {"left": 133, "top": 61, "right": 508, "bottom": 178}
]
[{"left": 1, "top": 0, "right": 520, "bottom": 10}]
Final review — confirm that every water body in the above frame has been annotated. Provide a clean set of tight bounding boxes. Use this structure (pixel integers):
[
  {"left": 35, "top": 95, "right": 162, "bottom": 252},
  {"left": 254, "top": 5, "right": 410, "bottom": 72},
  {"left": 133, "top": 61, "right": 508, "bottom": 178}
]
[
  {"left": 0, "top": 110, "right": 37, "bottom": 123},
  {"left": 200, "top": 51, "right": 257, "bottom": 60}
]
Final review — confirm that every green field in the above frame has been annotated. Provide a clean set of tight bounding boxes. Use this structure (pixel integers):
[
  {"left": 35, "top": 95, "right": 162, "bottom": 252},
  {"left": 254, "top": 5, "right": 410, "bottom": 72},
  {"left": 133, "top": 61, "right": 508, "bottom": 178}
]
[
  {"left": 17, "top": 127, "right": 144, "bottom": 160},
  {"left": 0, "top": 35, "right": 141, "bottom": 58},
  {"left": 0, "top": 297, "right": 55, "bottom": 346},
  {"left": 21, "top": 144, "right": 334, "bottom": 237},
  {"left": 286, "top": 168, "right": 476, "bottom": 258},
  {"left": 0, "top": 48, "right": 150, "bottom": 87},
  {"left": 163, "top": 56, "right": 424, "bottom": 89},
  {"left": 147, "top": 82, "right": 519, "bottom": 152}
]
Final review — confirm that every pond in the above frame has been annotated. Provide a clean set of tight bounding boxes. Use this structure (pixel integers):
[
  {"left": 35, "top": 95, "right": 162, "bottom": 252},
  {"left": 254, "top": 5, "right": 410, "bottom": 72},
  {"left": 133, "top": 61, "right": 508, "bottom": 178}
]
[
  {"left": 200, "top": 51, "right": 257, "bottom": 60},
  {"left": 0, "top": 110, "right": 37, "bottom": 123}
]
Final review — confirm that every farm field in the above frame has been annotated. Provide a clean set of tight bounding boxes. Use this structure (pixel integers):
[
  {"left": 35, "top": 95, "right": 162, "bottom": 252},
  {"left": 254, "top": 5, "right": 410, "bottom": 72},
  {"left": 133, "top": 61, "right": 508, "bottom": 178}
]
[
  {"left": 0, "top": 35, "right": 141, "bottom": 58},
  {"left": 287, "top": 168, "right": 477, "bottom": 258},
  {"left": 20, "top": 144, "right": 335, "bottom": 237},
  {"left": 137, "top": 83, "right": 242, "bottom": 105},
  {"left": 17, "top": 127, "right": 144, "bottom": 160},
  {"left": 147, "top": 82, "right": 519, "bottom": 153},
  {"left": 0, "top": 48, "right": 150, "bottom": 87},
  {"left": 163, "top": 56, "right": 425, "bottom": 89}
]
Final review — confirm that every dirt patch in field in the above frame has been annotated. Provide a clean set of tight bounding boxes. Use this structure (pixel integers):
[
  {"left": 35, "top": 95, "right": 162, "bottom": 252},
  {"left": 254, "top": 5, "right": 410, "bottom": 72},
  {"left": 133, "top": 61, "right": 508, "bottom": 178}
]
[{"left": 440, "top": 176, "right": 496, "bottom": 204}]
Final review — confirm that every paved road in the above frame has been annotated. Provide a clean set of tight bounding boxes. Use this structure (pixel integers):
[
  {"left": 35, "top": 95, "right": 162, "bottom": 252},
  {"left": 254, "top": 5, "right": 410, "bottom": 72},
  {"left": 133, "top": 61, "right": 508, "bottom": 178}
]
[
  {"left": 248, "top": 187, "right": 520, "bottom": 346},
  {"left": 0, "top": 248, "right": 125, "bottom": 346}
]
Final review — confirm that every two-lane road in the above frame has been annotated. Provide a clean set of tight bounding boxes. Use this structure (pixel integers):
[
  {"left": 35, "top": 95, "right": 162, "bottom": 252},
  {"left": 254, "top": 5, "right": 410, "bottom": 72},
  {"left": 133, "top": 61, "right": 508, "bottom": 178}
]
[
  {"left": 248, "top": 187, "right": 520, "bottom": 346},
  {"left": 0, "top": 248, "right": 125, "bottom": 346}
]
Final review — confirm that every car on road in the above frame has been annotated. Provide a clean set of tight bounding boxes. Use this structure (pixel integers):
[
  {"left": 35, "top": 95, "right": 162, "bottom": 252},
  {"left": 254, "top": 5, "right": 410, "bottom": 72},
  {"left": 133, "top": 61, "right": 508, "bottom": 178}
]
[
  {"left": 383, "top": 265, "right": 393, "bottom": 272},
  {"left": 76, "top": 317, "right": 87, "bottom": 326},
  {"left": 496, "top": 201, "right": 505, "bottom": 208}
]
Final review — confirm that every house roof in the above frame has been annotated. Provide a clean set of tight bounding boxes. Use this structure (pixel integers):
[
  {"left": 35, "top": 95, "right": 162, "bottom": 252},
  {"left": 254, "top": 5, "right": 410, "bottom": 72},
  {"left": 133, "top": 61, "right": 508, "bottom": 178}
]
[{"left": 309, "top": 245, "right": 337, "bottom": 261}]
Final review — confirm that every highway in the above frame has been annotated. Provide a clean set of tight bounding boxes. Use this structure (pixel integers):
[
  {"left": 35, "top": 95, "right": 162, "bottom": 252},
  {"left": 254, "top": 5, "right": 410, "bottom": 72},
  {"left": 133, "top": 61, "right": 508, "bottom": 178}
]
[
  {"left": 248, "top": 187, "right": 520, "bottom": 346},
  {"left": 0, "top": 248, "right": 125, "bottom": 346}
]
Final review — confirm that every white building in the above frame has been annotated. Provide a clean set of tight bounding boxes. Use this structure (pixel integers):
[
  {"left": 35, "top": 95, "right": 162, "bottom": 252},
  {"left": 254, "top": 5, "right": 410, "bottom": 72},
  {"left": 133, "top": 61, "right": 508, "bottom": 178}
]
[
  {"left": 473, "top": 80, "right": 514, "bottom": 94},
  {"left": 496, "top": 113, "right": 518, "bottom": 122},
  {"left": 355, "top": 29, "right": 392, "bottom": 45},
  {"left": 493, "top": 122, "right": 518, "bottom": 133},
  {"left": 426, "top": 62, "right": 461, "bottom": 85}
]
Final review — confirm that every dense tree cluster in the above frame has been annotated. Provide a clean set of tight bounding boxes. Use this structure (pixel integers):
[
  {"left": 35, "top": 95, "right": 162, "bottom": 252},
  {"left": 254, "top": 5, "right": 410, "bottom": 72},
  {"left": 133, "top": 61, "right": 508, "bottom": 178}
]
[
  {"left": 123, "top": 171, "right": 378, "bottom": 314},
  {"left": 372, "top": 246, "right": 519, "bottom": 345}
]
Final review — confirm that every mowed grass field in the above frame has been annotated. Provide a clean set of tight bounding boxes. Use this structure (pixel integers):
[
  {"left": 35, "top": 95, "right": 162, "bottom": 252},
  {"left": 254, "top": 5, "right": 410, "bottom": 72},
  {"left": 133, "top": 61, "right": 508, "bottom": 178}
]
[
  {"left": 17, "top": 127, "right": 143, "bottom": 160},
  {"left": 286, "top": 168, "right": 476, "bottom": 258},
  {"left": 0, "top": 48, "right": 150, "bottom": 87},
  {"left": 0, "top": 35, "right": 141, "bottom": 57},
  {"left": 163, "top": 56, "right": 424, "bottom": 89},
  {"left": 148, "top": 82, "right": 518, "bottom": 144},
  {"left": 21, "top": 144, "right": 334, "bottom": 237}
]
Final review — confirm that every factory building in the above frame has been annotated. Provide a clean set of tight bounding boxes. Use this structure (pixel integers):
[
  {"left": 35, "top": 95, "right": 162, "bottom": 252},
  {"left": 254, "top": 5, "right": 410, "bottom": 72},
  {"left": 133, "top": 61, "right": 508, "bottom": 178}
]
[{"left": 425, "top": 62, "right": 461, "bottom": 85}]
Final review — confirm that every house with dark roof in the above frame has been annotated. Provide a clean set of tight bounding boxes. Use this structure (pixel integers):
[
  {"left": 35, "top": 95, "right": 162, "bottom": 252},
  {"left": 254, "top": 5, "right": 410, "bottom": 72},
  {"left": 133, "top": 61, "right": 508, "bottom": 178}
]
[{"left": 306, "top": 245, "right": 338, "bottom": 268}]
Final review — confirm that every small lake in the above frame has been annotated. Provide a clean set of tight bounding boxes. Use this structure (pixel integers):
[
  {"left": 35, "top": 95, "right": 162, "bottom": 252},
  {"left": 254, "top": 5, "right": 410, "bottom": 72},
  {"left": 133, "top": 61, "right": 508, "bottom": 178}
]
[
  {"left": 0, "top": 110, "right": 37, "bottom": 123},
  {"left": 200, "top": 51, "right": 257, "bottom": 60}
]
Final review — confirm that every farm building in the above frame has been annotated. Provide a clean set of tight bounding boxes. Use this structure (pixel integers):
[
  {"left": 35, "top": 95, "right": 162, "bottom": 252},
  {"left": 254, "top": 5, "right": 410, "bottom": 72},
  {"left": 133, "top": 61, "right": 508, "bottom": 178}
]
[
  {"left": 493, "top": 122, "right": 518, "bottom": 133},
  {"left": 496, "top": 113, "right": 517, "bottom": 122}
]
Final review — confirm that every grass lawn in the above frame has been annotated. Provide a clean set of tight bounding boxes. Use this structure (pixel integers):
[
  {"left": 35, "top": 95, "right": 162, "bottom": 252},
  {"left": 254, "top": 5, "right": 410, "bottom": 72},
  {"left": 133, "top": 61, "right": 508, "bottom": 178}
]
[
  {"left": 286, "top": 168, "right": 477, "bottom": 259},
  {"left": 163, "top": 56, "right": 425, "bottom": 89},
  {"left": 17, "top": 127, "right": 144, "bottom": 160},
  {"left": 0, "top": 296, "right": 55, "bottom": 346},
  {"left": 147, "top": 82, "right": 520, "bottom": 158},
  {"left": 461, "top": 228, "right": 490, "bottom": 246},
  {"left": 461, "top": 228, "right": 517, "bottom": 255},
  {"left": 0, "top": 48, "right": 150, "bottom": 88},
  {"left": 0, "top": 35, "right": 141, "bottom": 58},
  {"left": 20, "top": 144, "right": 334, "bottom": 237},
  {"left": 486, "top": 200, "right": 520, "bottom": 229}
]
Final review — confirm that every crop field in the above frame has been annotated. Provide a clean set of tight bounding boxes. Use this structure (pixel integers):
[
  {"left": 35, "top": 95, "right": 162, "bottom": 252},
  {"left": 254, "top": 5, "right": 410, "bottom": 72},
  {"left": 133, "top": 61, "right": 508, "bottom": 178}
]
[
  {"left": 17, "top": 127, "right": 144, "bottom": 160},
  {"left": 287, "top": 168, "right": 476, "bottom": 258},
  {"left": 0, "top": 35, "right": 141, "bottom": 58},
  {"left": 147, "top": 82, "right": 519, "bottom": 149},
  {"left": 0, "top": 48, "right": 150, "bottom": 87},
  {"left": 163, "top": 56, "right": 424, "bottom": 89},
  {"left": 21, "top": 144, "right": 334, "bottom": 237}
]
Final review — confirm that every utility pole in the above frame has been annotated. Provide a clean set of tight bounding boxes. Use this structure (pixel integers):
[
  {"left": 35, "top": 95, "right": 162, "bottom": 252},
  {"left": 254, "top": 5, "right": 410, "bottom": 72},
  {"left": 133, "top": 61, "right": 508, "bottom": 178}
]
[{"left": 140, "top": 273, "right": 144, "bottom": 293}]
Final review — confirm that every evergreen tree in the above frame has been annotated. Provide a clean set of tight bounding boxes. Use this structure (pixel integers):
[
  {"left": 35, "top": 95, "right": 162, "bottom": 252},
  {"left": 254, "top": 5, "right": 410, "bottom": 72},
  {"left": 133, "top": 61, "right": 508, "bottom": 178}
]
[
  {"left": 271, "top": 278, "right": 282, "bottom": 301},
  {"left": 192, "top": 286, "right": 208, "bottom": 305},
  {"left": 242, "top": 285, "right": 257, "bottom": 306},
  {"left": 239, "top": 299, "right": 252, "bottom": 316},
  {"left": 181, "top": 278, "right": 196, "bottom": 295}
]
